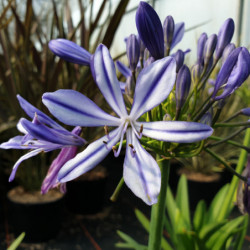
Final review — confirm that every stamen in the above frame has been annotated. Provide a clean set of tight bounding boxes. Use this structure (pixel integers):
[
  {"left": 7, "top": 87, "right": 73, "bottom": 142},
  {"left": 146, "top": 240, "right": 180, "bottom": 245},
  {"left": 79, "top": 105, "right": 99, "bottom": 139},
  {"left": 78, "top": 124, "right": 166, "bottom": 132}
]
[
  {"left": 114, "top": 121, "right": 129, "bottom": 157},
  {"left": 104, "top": 125, "right": 110, "bottom": 139},
  {"left": 131, "top": 122, "right": 143, "bottom": 139},
  {"left": 140, "top": 124, "right": 143, "bottom": 134},
  {"left": 112, "top": 146, "right": 117, "bottom": 154}
]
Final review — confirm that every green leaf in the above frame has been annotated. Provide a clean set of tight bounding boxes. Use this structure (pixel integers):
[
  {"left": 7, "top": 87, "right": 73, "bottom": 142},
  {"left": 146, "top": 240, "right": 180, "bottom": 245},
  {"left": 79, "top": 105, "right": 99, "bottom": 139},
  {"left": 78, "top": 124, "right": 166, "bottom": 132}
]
[
  {"left": 232, "top": 215, "right": 249, "bottom": 250},
  {"left": 206, "top": 215, "right": 246, "bottom": 249},
  {"left": 176, "top": 175, "right": 191, "bottom": 229},
  {"left": 193, "top": 200, "right": 207, "bottom": 232},
  {"left": 206, "top": 184, "right": 229, "bottom": 223},
  {"left": 7, "top": 232, "right": 25, "bottom": 250},
  {"left": 116, "top": 230, "right": 147, "bottom": 250},
  {"left": 199, "top": 220, "right": 227, "bottom": 240},
  {"left": 135, "top": 209, "right": 150, "bottom": 232}
]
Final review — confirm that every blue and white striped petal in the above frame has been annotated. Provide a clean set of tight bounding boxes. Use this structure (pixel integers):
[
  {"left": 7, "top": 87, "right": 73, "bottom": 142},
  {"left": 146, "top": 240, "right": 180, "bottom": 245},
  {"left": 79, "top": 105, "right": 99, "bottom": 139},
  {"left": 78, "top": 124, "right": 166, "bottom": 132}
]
[
  {"left": 58, "top": 126, "right": 123, "bottom": 183},
  {"left": 123, "top": 128, "right": 161, "bottom": 205},
  {"left": 49, "top": 39, "right": 92, "bottom": 65},
  {"left": 17, "top": 95, "right": 64, "bottom": 130},
  {"left": 42, "top": 89, "right": 121, "bottom": 127},
  {"left": 9, "top": 148, "right": 56, "bottom": 182},
  {"left": 116, "top": 60, "right": 132, "bottom": 78},
  {"left": 130, "top": 57, "right": 176, "bottom": 120},
  {"left": 20, "top": 118, "right": 85, "bottom": 146},
  {"left": 93, "top": 44, "right": 128, "bottom": 117},
  {"left": 135, "top": 121, "right": 213, "bottom": 143}
]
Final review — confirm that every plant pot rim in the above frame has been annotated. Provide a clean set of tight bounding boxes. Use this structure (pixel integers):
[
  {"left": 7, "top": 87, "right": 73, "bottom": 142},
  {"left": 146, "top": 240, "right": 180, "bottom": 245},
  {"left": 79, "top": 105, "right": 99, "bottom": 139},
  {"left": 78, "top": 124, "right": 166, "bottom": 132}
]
[{"left": 7, "top": 186, "right": 64, "bottom": 205}]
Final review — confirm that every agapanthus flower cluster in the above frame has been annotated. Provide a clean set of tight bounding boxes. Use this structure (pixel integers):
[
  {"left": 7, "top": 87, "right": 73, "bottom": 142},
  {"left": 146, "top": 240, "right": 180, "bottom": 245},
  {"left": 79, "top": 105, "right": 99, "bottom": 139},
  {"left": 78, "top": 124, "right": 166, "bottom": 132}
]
[{"left": 1, "top": 1, "right": 250, "bottom": 208}]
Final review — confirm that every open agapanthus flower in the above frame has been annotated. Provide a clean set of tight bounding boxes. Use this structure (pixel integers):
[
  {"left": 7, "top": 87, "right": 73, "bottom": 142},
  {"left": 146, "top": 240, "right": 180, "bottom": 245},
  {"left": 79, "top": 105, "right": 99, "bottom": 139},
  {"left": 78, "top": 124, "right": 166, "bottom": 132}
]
[
  {"left": 0, "top": 95, "right": 86, "bottom": 188},
  {"left": 43, "top": 44, "right": 213, "bottom": 205}
]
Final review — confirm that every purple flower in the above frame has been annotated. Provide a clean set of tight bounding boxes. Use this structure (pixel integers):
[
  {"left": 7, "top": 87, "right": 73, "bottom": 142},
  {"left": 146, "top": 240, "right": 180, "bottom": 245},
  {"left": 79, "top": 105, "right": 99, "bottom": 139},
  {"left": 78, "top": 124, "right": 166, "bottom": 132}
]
[
  {"left": 203, "top": 34, "right": 217, "bottom": 66},
  {"left": 163, "top": 15, "right": 175, "bottom": 49},
  {"left": 215, "top": 18, "right": 235, "bottom": 60},
  {"left": 41, "top": 126, "right": 82, "bottom": 194},
  {"left": 175, "top": 65, "right": 191, "bottom": 110},
  {"left": 0, "top": 95, "right": 85, "bottom": 183},
  {"left": 136, "top": 2, "right": 185, "bottom": 60},
  {"left": 136, "top": 1, "right": 164, "bottom": 59},
  {"left": 126, "top": 34, "right": 140, "bottom": 71},
  {"left": 49, "top": 39, "right": 92, "bottom": 65},
  {"left": 42, "top": 44, "right": 213, "bottom": 205},
  {"left": 221, "top": 43, "right": 236, "bottom": 64},
  {"left": 212, "top": 47, "right": 250, "bottom": 100},
  {"left": 197, "top": 33, "right": 208, "bottom": 65}
]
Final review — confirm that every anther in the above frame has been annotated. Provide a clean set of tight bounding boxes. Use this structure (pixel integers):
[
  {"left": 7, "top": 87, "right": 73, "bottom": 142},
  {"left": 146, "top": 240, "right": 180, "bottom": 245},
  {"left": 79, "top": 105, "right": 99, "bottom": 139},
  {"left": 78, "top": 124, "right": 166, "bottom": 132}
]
[
  {"left": 129, "top": 144, "right": 134, "bottom": 149},
  {"left": 140, "top": 124, "right": 143, "bottom": 134},
  {"left": 104, "top": 125, "right": 109, "bottom": 135},
  {"left": 112, "top": 146, "right": 117, "bottom": 153},
  {"left": 103, "top": 141, "right": 108, "bottom": 144}
]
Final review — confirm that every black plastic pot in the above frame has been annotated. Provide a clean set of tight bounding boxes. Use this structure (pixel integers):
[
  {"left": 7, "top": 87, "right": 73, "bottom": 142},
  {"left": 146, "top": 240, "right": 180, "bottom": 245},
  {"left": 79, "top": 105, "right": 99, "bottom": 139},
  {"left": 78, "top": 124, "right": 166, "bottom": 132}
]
[{"left": 7, "top": 188, "right": 64, "bottom": 242}]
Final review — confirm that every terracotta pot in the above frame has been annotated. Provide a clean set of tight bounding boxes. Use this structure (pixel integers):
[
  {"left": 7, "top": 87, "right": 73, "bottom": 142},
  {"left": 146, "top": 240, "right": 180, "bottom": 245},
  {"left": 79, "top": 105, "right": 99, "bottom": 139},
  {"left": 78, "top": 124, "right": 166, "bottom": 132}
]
[
  {"left": 65, "top": 165, "right": 107, "bottom": 214},
  {"left": 7, "top": 186, "right": 64, "bottom": 242}
]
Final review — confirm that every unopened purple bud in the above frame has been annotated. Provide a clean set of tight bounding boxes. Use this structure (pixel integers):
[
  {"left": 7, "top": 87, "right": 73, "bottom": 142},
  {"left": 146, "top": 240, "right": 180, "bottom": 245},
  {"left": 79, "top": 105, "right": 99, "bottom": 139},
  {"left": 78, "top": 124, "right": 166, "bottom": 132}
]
[
  {"left": 215, "top": 18, "right": 235, "bottom": 60},
  {"left": 197, "top": 33, "right": 208, "bottom": 64},
  {"left": 49, "top": 39, "right": 92, "bottom": 65},
  {"left": 213, "top": 47, "right": 250, "bottom": 100},
  {"left": 136, "top": 2, "right": 164, "bottom": 59},
  {"left": 126, "top": 34, "right": 140, "bottom": 71},
  {"left": 144, "top": 56, "right": 155, "bottom": 68},
  {"left": 163, "top": 15, "right": 175, "bottom": 49},
  {"left": 241, "top": 108, "right": 250, "bottom": 116},
  {"left": 203, "top": 34, "right": 217, "bottom": 66},
  {"left": 171, "top": 22, "right": 185, "bottom": 49},
  {"left": 163, "top": 113, "right": 172, "bottom": 121},
  {"left": 173, "top": 50, "right": 184, "bottom": 72},
  {"left": 175, "top": 65, "right": 191, "bottom": 109},
  {"left": 200, "top": 108, "right": 213, "bottom": 126},
  {"left": 137, "top": 36, "right": 146, "bottom": 60},
  {"left": 221, "top": 43, "right": 236, "bottom": 64},
  {"left": 191, "top": 63, "right": 202, "bottom": 83}
]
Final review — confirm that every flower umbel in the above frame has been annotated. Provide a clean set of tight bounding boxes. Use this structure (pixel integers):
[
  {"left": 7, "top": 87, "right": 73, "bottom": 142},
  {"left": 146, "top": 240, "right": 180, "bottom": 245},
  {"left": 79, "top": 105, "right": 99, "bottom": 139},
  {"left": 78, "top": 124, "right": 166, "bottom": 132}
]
[{"left": 43, "top": 44, "right": 213, "bottom": 205}]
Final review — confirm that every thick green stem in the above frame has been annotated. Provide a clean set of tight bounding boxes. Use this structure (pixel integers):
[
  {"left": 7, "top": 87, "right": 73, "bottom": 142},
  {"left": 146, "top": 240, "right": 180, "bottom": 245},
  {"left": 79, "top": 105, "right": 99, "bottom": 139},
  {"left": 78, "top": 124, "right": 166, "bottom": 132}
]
[{"left": 148, "top": 156, "right": 170, "bottom": 250}]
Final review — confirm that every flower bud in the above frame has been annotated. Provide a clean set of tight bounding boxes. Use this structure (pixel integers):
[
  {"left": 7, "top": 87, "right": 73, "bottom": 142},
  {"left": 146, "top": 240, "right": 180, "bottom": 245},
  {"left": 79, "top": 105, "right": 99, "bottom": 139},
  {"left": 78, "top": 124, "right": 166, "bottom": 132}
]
[
  {"left": 126, "top": 34, "right": 140, "bottom": 71},
  {"left": 200, "top": 108, "right": 213, "bottom": 126},
  {"left": 175, "top": 65, "right": 191, "bottom": 110},
  {"left": 197, "top": 33, "right": 207, "bottom": 64},
  {"left": 215, "top": 18, "right": 235, "bottom": 60},
  {"left": 49, "top": 39, "right": 91, "bottom": 65},
  {"left": 213, "top": 47, "right": 250, "bottom": 100},
  {"left": 173, "top": 50, "right": 184, "bottom": 72},
  {"left": 136, "top": 2, "right": 164, "bottom": 59},
  {"left": 191, "top": 63, "right": 202, "bottom": 84},
  {"left": 171, "top": 22, "right": 185, "bottom": 49},
  {"left": 221, "top": 43, "right": 235, "bottom": 64},
  {"left": 203, "top": 34, "right": 217, "bottom": 66},
  {"left": 163, "top": 15, "right": 175, "bottom": 49},
  {"left": 241, "top": 108, "right": 250, "bottom": 116},
  {"left": 137, "top": 35, "right": 146, "bottom": 60},
  {"left": 163, "top": 113, "right": 172, "bottom": 121}
]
